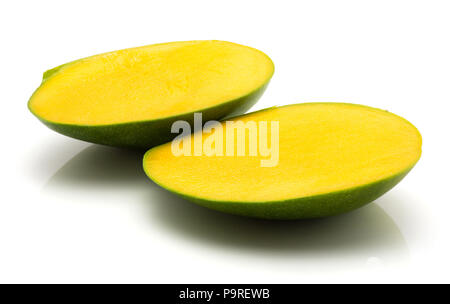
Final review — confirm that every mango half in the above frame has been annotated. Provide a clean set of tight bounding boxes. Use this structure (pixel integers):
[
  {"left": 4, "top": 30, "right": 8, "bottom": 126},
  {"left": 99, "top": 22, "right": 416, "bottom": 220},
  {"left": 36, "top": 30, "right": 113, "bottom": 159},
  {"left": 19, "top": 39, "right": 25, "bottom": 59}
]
[
  {"left": 143, "top": 103, "right": 422, "bottom": 219},
  {"left": 28, "top": 41, "right": 274, "bottom": 149}
]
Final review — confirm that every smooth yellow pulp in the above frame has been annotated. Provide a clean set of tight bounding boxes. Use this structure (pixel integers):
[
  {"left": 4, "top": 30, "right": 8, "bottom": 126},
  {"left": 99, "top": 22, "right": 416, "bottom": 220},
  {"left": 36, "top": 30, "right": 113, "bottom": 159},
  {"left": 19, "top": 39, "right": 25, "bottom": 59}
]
[
  {"left": 29, "top": 40, "right": 274, "bottom": 125},
  {"left": 144, "top": 103, "right": 422, "bottom": 202}
]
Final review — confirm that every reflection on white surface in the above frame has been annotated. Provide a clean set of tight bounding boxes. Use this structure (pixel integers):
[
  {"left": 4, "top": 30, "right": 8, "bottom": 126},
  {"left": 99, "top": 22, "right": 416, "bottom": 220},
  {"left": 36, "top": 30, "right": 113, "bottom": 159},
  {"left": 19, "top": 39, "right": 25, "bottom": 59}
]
[
  {"left": 44, "top": 145, "right": 409, "bottom": 271},
  {"left": 45, "top": 145, "right": 147, "bottom": 189}
]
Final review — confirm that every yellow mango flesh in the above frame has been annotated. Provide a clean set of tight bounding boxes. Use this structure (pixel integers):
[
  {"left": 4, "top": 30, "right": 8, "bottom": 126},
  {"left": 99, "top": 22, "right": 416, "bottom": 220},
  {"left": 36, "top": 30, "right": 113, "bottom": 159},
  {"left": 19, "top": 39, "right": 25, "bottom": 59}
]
[
  {"left": 144, "top": 103, "right": 422, "bottom": 202},
  {"left": 29, "top": 40, "right": 274, "bottom": 125}
]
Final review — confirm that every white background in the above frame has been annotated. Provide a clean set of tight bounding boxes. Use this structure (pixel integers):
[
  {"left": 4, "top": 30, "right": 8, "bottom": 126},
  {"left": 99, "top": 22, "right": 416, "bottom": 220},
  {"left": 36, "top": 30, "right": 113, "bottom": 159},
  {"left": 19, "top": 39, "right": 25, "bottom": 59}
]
[{"left": 0, "top": 0, "right": 448, "bottom": 283}]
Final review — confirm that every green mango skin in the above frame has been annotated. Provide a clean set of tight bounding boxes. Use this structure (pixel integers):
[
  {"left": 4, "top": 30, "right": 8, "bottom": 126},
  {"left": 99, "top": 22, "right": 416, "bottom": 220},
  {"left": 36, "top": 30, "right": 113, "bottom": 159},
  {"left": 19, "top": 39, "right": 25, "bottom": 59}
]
[
  {"left": 29, "top": 61, "right": 272, "bottom": 150},
  {"left": 144, "top": 164, "right": 415, "bottom": 220}
]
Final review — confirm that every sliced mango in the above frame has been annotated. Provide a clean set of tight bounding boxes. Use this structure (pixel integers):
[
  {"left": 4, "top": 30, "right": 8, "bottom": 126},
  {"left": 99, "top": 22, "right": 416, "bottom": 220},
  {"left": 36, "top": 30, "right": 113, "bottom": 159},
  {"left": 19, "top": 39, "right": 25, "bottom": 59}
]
[
  {"left": 29, "top": 40, "right": 274, "bottom": 148},
  {"left": 144, "top": 103, "right": 422, "bottom": 219}
]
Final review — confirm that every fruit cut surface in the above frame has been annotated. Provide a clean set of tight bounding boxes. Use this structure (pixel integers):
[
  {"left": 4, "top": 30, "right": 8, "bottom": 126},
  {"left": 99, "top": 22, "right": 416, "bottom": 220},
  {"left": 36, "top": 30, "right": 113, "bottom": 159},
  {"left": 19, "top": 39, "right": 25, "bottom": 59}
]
[
  {"left": 28, "top": 40, "right": 273, "bottom": 148},
  {"left": 143, "top": 103, "right": 422, "bottom": 219}
]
